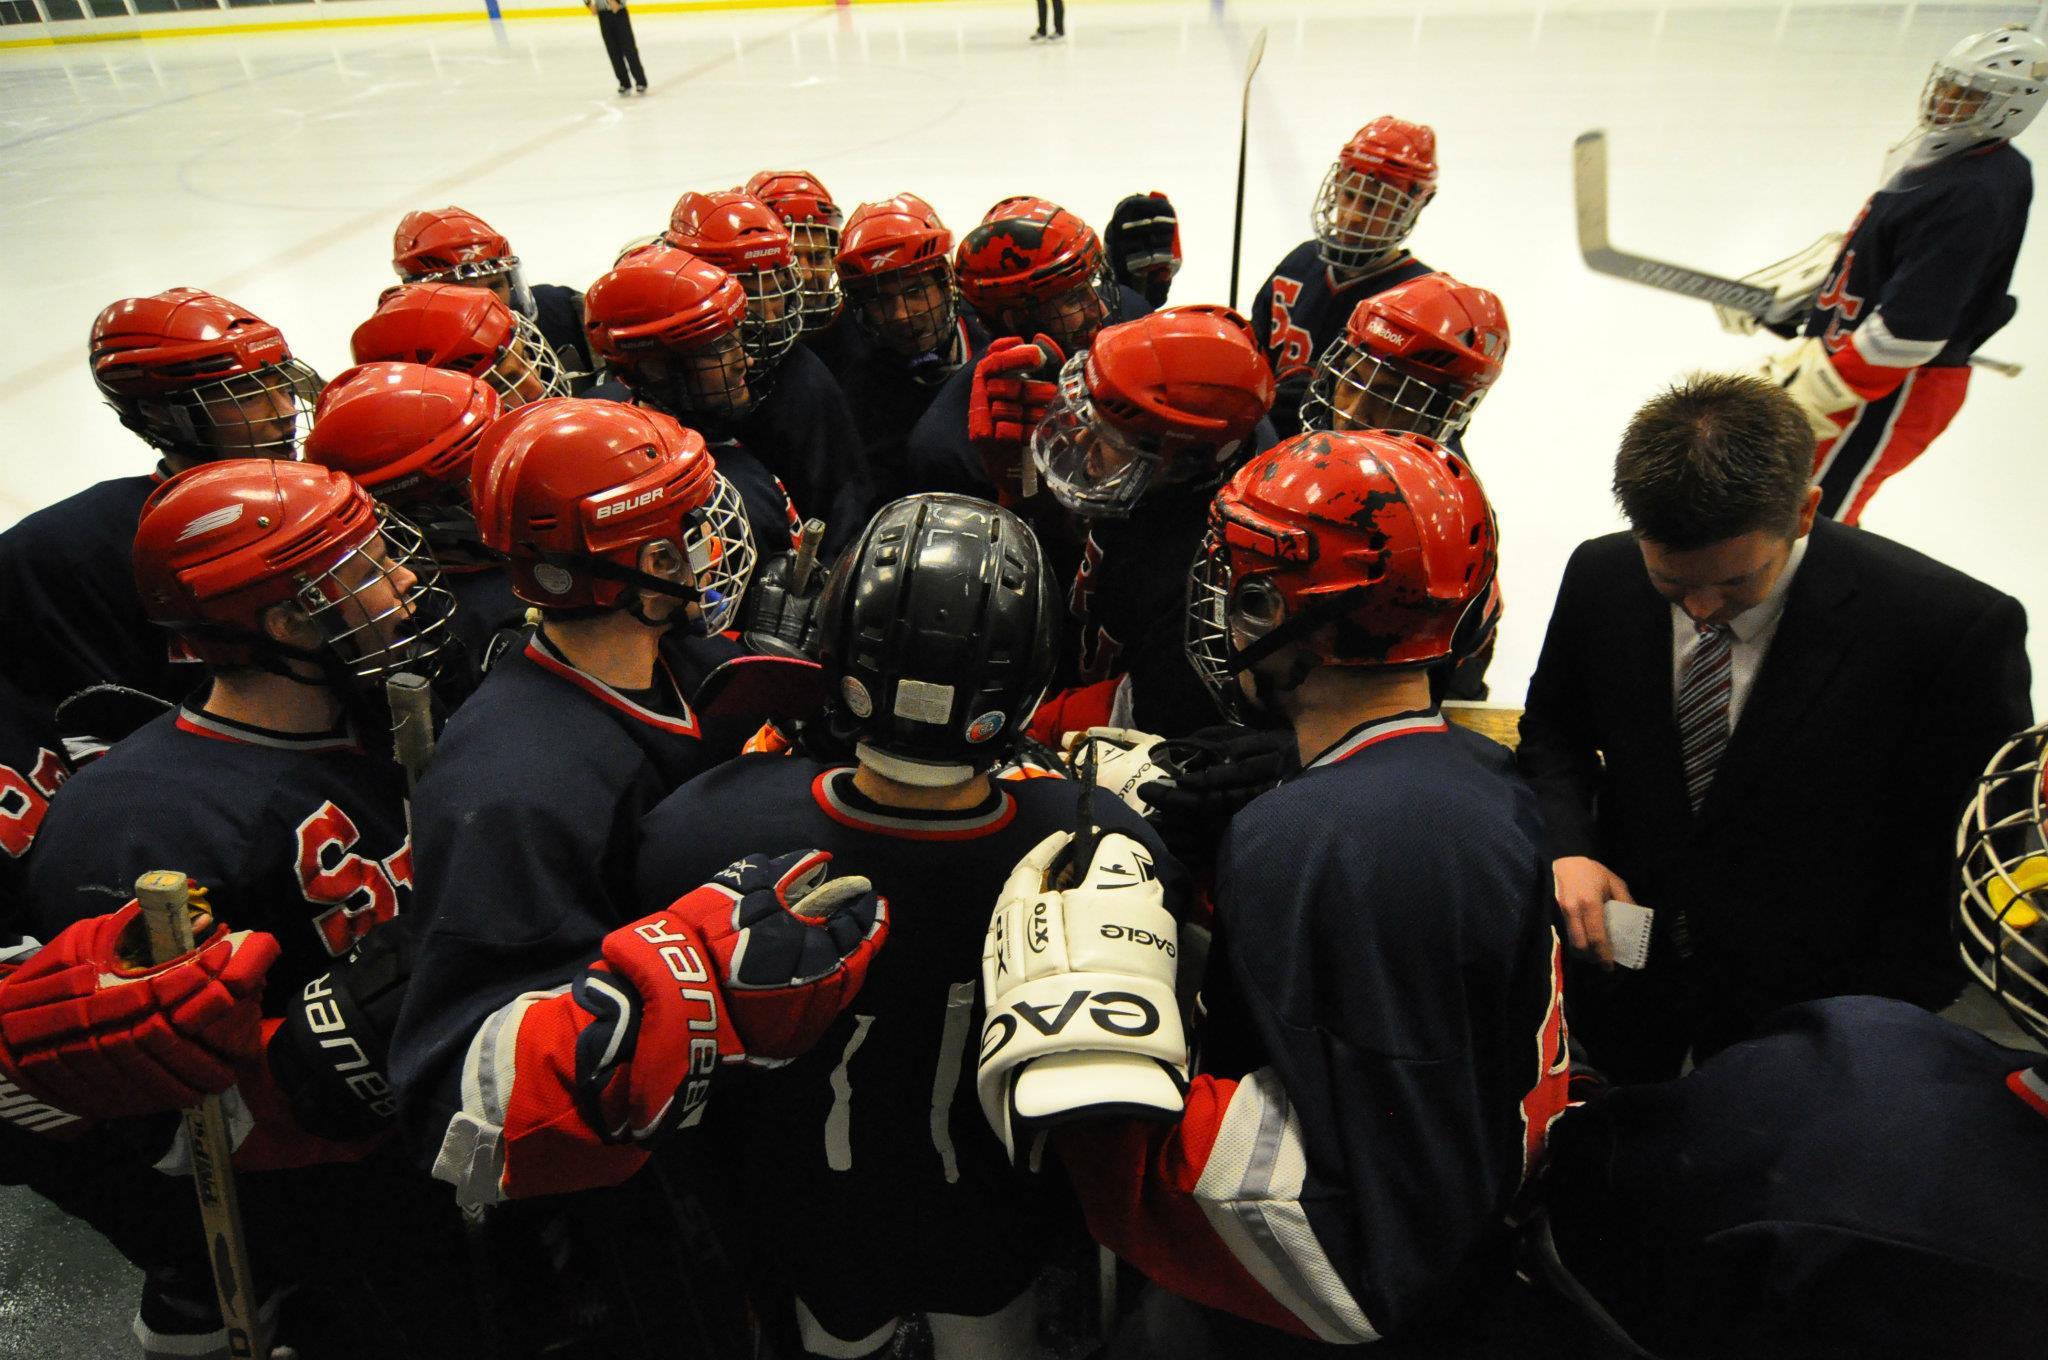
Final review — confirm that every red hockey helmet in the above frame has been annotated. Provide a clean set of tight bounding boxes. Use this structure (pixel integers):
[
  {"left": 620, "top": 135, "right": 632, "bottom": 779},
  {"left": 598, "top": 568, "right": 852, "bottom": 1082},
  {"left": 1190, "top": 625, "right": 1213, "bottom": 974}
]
[
  {"left": 391, "top": 205, "right": 533, "bottom": 314},
  {"left": 664, "top": 190, "right": 805, "bottom": 374},
  {"left": 134, "top": 459, "right": 451, "bottom": 680},
  {"left": 1956, "top": 720, "right": 2048, "bottom": 1048},
  {"left": 1301, "top": 273, "right": 1509, "bottom": 441},
  {"left": 351, "top": 282, "right": 569, "bottom": 411},
  {"left": 1032, "top": 305, "right": 1275, "bottom": 519},
  {"left": 1313, "top": 117, "right": 1440, "bottom": 271},
  {"left": 90, "top": 289, "right": 321, "bottom": 464},
  {"left": 584, "top": 246, "right": 754, "bottom": 428},
  {"left": 836, "top": 193, "right": 959, "bottom": 358},
  {"left": 305, "top": 362, "right": 502, "bottom": 513},
  {"left": 1186, "top": 430, "right": 1497, "bottom": 718},
  {"left": 469, "top": 398, "right": 755, "bottom": 630},
  {"left": 956, "top": 197, "right": 1111, "bottom": 354},
  {"left": 747, "top": 170, "right": 844, "bottom": 329}
]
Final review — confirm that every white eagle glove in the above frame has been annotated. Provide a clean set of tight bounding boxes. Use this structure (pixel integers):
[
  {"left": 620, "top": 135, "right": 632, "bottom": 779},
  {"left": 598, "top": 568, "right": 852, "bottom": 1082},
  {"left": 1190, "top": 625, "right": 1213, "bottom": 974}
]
[
  {"left": 1062, "top": 727, "right": 1172, "bottom": 816},
  {"left": 1714, "top": 231, "right": 1844, "bottom": 335},
  {"left": 1765, "top": 335, "right": 1865, "bottom": 442},
  {"left": 978, "top": 830, "right": 1189, "bottom": 1163}
]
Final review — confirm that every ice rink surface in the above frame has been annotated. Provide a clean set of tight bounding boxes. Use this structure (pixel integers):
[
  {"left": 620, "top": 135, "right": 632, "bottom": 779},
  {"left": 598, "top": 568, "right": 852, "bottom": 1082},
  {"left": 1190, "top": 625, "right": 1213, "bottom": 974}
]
[{"left": 1, "top": 0, "right": 2045, "bottom": 718}]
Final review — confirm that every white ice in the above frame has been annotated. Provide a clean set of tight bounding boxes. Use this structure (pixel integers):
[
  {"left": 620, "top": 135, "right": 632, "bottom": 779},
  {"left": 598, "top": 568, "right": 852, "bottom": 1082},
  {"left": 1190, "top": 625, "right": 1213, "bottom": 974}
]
[{"left": 3, "top": 0, "right": 2044, "bottom": 712}]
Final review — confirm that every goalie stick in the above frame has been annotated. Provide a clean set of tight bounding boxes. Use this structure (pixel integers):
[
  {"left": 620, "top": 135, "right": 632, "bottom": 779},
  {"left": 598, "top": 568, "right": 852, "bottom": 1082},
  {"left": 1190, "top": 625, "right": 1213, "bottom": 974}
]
[
  {"left": 1572, "top": 130, "right": 2021, "bottom": 377},
  {"left": 1227, "top": 27, "right": 1269, "bottom": 311},
  {"left": 136, "top": 870, "right": 268, "bottom": 1360}
]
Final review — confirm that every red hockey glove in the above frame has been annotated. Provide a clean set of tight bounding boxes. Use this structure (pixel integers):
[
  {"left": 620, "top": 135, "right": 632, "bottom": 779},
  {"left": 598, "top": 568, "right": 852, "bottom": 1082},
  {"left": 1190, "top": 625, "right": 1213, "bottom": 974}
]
[
  {"left": 565, "top": 849, "right": 888, "bottom": 1147},
  {"left": 969, "top": 335, "right": 1066, "bottom": 501},
  {"left": 666, "top": 848, "right": 889, "bottom": 1061},
  {"left": 0, "top": 901, "right": 279, "bottom": 1121}
]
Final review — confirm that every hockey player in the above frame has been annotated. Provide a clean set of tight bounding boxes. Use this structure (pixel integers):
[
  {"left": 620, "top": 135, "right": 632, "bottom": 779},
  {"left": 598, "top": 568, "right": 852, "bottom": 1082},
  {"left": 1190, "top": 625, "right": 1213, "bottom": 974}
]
[
  {"left": 391, "top": 204, "right": 596, "bottom": 388},
  {"left": 304, "top": 361, "right": 526, "bottom": 688},
  {"left": 1296, "top": 271, "right": 1509, "bottom": 451},
  {"left": 745, "top": 169, "right": 854, "bottom": 359},
  {"left": 1537, "top": 718, "right": 2048, "bottom": 1358},
  {"left": 582, "top": 245, "right": 801, "bottom": 570},
  {"left": 665, "top": 189, "right": 876, "bottom": 545},
  {"left": 904, "top": 196, "right": 1153, "bottom": 503},
  {"left": 831, "top": 192, "right": 988, "bottom": 502},
  {"left": 978, "top": 430, "right": 1570, "bottom": 1354},
  {"left": 635, "top": 493, "right": 1181, "bottom": 1359},
  {"left": 22, "top": 457, "right": 474, "bottom": 1357},
  {"left": 350, "top": 279, "right": 574, "bottom": 410},
  {"left": 1739, "top": 25, "right": 2041, "bottom": 523},
  {"left": 1250, "top": 118, "right": 1441, "bottom": 437},
  {"left": 388, "top": 399, "right": 883, "bottom": 1355},
  {"left": 1024, "top": 305, "right": 1276, "bottom": 741},
  {"left": 0, "top": 289, "right": 320, "bottom": 717}
]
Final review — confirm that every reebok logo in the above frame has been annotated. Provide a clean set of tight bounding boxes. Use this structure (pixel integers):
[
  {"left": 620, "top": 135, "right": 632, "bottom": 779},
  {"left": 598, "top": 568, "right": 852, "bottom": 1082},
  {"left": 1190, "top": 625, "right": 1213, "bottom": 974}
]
[
  {"left": 178, "top": 503, "right": 244, "bottom": 541},
  {"left": 596, "top": 487, "right": 663, "bottom": 521}
]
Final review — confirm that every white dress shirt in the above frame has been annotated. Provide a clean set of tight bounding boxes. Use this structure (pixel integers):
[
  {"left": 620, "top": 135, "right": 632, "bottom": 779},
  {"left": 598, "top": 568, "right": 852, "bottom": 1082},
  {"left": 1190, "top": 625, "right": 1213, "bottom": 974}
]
[{"left": 1669, "top": 535, "right": 1809, "bottom": 732}]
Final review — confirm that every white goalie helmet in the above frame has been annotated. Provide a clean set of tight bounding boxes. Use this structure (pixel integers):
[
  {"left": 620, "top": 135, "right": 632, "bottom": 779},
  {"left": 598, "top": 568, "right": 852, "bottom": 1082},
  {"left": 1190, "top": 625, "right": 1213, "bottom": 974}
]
[
  {"left": 1956, "top": 719, "right": 2048, "bottom": 1049},
  {"left": 1883, "top": 25, "right": 2048, "bottom": 183}
]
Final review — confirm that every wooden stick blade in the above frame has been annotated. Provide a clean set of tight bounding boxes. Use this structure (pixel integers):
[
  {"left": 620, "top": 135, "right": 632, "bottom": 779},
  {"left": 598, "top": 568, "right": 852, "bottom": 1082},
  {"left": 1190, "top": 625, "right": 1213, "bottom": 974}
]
[{"left": 1241, "top": 27, "right": 1267, "bottom": 112}]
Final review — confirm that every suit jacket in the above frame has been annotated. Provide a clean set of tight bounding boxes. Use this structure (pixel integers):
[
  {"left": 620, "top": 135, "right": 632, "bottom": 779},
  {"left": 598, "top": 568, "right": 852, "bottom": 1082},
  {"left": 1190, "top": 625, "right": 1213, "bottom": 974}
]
[{"left": 1517, "top": 519, "right": 2030, "bottom": 1026}]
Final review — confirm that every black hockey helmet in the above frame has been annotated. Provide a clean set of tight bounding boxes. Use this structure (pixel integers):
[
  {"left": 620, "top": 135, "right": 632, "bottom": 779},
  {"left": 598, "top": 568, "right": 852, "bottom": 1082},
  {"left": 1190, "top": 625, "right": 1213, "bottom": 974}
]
[{"left": 816, "top": 494, "right": 1056, "bottom": 785}]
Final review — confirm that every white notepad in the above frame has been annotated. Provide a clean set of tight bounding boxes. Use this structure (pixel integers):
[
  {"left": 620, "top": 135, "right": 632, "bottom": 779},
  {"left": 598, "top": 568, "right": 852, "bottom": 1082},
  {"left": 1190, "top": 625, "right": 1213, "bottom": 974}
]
[{"left": 1603, "top": 900, "right": 1654, "bottom": 971}]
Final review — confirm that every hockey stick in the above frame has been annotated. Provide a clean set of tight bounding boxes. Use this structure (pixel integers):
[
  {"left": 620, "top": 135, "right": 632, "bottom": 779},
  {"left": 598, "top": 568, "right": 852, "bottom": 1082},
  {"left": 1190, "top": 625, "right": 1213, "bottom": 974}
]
[
  {"left": 385, "top": 673, "right": 436, "bottom": 808},
  {"left": 136, "top": 870, "right": 268, "bottom": 1360},
  {"left": 1227, "top": 27, "right": 1269, "bottom": 311},
  {"left": 1573, "top": 130, "right": 2022, "bottom": 376}
]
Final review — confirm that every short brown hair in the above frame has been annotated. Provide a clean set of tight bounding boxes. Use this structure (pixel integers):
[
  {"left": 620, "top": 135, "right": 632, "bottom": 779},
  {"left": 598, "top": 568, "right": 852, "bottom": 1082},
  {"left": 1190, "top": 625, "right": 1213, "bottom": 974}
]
[{"left": 1612, "top": 373, "right": 1814, "bottom": 550}]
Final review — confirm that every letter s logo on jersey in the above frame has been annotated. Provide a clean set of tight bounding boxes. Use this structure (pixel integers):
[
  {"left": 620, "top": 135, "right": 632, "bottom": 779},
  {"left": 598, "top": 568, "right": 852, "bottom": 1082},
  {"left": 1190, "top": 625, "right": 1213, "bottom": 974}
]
[
  {"left": 1267, "top": 277, "right": 1317, "bottom": 378},
  {"left": 297, "top": 801, "right": 412, "bottom": 956}
]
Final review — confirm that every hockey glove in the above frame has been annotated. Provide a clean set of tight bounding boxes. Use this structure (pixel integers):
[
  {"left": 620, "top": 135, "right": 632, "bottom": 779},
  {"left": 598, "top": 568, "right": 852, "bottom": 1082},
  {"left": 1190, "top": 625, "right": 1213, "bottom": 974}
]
[
  {"left": 1766, "top": 334, "right": 1910, "bottom": 446},
  {"left": 0, "top": 900, "right": 278, "bottom": 1122},
  {"left": 979, "top": 830, "right": 1188, "bottom": 1163},
  {"left": 264, "top": 919, "right": 412, "bottom": 1142},
  {"left": 738, "top": 539, "right": 831, "bottom": 660},
  {"left": 1063, "top": 727, "right": 1173, "bottom": 817},
  {"left": 1714, "top": 231, "right": 1844, "bottom": 335},
  {"left": 1105, "top": 192, "right": 1183, "bottom": 309},
  {"left": 1137, "top": 725, "right": 1299, "bottom": 873},
  {"left": 969, "top": 335, "right": 1066, "bottom": 502}
]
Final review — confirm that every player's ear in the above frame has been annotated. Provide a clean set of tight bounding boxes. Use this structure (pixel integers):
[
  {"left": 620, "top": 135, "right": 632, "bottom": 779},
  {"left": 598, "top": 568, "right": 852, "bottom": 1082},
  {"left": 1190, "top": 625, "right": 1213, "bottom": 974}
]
[
  {"left": 259, "top": 600, "right": 321, "bottom": 649},
  {"left": 1795, "top": 484, "right": 1823, "bottom": 538}
]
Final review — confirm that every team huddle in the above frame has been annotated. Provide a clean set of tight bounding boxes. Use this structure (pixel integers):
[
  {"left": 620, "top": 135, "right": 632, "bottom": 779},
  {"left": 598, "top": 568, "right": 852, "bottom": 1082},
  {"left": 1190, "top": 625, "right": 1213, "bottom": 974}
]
[{"left": 1, "top": 22, "right": 2045, "bottom": 1360}]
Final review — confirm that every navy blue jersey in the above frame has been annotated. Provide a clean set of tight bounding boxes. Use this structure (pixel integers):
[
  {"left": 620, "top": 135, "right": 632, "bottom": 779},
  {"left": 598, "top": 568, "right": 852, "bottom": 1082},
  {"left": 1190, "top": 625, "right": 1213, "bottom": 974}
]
[
  {"left": 1802, "top": 144, "right": 2032, "bottom": 369},
  {"left": 0, "top": 679, "right": 71, "bottom": 929},
  {"left": 1160, "top": 710, "right": 1566, "bottom": 1342},
  {"left": 800, "top": 308, "right": 871, "bottom": 385},
  {"left": 529, "top": 282, "right": 596, "bottom": 392},
  {"left": 0, "top": 472, "right": 202, "bottom": 716},
  {"left": 1249, "top": 244, "right": 1435, "bottom": 436},
  {"left": 738, "top": 343, "right": 877, "bottom": 557},
  {"left": 25, "top": 704, "right": 412, "bottom": 1005},
  {"left": 902, "top": 285, "right": 1155, "bottom": 499},
  {"left": 392, "top": 630, "right": 748, "bottom": 1168},
  {"left": 826, "top": 320, "right": 983, "bottom": 508},
  {"left": 442, "top": 562, "right": 526, "bottom": 690},
  {"left": 633, "top": 755, "right": 1180, "bottom": 1335},
  {"left": 1545, "top": 996, "right": 2048, "bottom": 1360}
]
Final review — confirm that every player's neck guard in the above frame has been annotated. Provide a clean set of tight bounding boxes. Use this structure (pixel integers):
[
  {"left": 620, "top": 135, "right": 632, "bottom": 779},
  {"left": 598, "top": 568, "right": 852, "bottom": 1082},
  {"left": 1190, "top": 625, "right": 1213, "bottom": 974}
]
[{"left": 855, "top": 742, "right": 978, "bottom": 788}]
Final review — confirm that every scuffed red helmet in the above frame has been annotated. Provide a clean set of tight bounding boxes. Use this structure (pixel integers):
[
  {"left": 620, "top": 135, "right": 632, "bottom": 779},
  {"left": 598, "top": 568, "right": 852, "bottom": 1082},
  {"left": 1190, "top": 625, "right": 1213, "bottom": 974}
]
[
  {"left": 583, "top": 246, "right": 754, "bottom": 427},
  {"left": 1313, "top": 117, "right": 1440, "bottom": 270},
  {"left": 350, "top": 282, "right": 569, "bottom": 410},
  {"left": 1032, "top": 305, "right": 1274, "bottom": 519},
  {"left": 664, "top": 189, "right": 805, "bottom": 372},
  {"left": 836, "top": 194, "right": 959, "bottom": 358},
  {"left": 90, "top": 289, "right": 320, "bottom": 462},
  {"left": 469, "top": 398, "right": 755, "bottom": 630},
  {"left": 747, "top": 170, "right": 844, "bottom": 329},
  {"left": 1301, "top": 273, "right": 1509, "bottom": 440},
  {"left": 1186, "top": 429, "right": 1497, "bottom": 718},
  {"left": 134, "top": 459, "right": 451, "bottom": 680},
  {"left": 956, "top": 197, "right": 1112, "bottom": 353},
  {"left": 305, "top": 362, "right": 502, "bottom": 511}
]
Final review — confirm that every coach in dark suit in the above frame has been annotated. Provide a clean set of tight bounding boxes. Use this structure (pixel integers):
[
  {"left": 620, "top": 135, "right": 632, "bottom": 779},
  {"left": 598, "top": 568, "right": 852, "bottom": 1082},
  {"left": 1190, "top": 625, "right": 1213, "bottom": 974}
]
[{"left": 1518, "top": 373, "right": 2030, "bottom": 1081}]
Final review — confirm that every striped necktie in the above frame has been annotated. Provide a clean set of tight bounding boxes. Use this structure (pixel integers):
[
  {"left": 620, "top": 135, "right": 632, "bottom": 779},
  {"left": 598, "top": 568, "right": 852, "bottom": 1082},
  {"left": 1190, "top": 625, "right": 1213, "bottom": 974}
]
[{"left": 1678, "top": 622, "right": 1734, "bottom": 813}]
